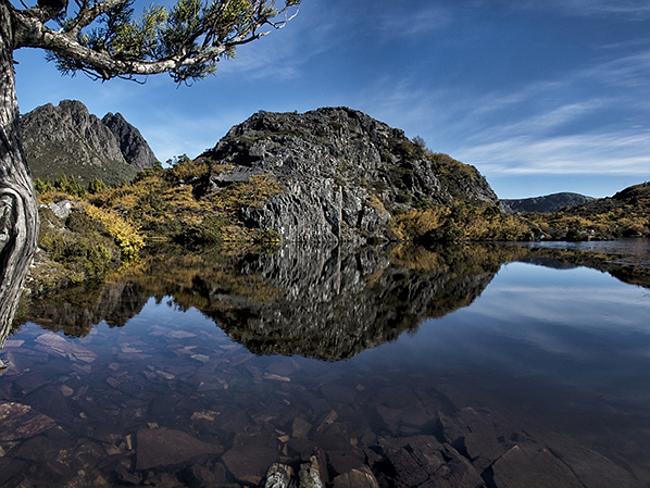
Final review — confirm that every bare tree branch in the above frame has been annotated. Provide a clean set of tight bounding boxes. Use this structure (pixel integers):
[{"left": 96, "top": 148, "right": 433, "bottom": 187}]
[{"left": 65, "top": 0, "right": 129, "bottom": 36}]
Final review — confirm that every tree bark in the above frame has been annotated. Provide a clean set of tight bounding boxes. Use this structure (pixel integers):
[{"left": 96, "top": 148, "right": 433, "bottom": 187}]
[{"left": 0, "top": 2, "right": 38, "bottom": 368}]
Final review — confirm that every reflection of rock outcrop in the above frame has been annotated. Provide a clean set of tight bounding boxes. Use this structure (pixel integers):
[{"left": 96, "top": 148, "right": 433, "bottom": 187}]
[
  {"left": 208, "top": 245, "right": 501, "bottom": 360},
  {"left": 22, "top": 241, "right": 650, "bottom": 360},
  {"left": 512, "top": 241, "right": 650, "bottom": 289},
  {"left": 25, "top": 281, "right": 149, "bottom": 336},
  {"left": 25, "top": 245, "right": 510, "bottom": 360}
]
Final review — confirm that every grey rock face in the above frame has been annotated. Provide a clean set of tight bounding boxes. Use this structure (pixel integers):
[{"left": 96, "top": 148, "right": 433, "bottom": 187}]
[
  {"left": 102, "top": 112, "right": 158, "bottom": 170},
  {"left": 202, "top": 107, "right": 498, "bottom": 244},
  {"left": 20, "top": 100, "right": 157, "bottom": 185}
]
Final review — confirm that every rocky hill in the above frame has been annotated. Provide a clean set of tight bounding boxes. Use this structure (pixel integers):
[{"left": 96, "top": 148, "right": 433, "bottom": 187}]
[
  {"left": 502, "top": 192, "right": 594, "bottom": 213},
  {"left": 527, "top": 182, "right": 650, "bottom": 239},
  {"left": 21, "top": 100, "right": 158, "bottom": 185},
  {"left": 199, "top": 107, "right": 501, "bottom": 243}
]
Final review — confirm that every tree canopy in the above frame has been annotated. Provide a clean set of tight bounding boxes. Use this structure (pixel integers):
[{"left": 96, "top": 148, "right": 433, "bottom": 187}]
[{"left": 8, "top": 0, "right": 300, "bottom": 82}]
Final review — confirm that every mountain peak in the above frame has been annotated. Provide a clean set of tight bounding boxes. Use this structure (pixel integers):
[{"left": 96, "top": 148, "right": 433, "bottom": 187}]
[{"left": 102, "top": 112, "right": 159, "bottom": 170}]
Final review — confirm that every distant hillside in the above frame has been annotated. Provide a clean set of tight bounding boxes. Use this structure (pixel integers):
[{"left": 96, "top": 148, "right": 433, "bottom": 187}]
[
  {"left": 21, "top": 100, "right": 158, "bottom": 185},
  {"left": 570, "top": 182, "right": 650, "bottom": 218},
  {"left": 502, "top": 192, "right": 594, "bottom": 213},
  {"left": 528, "top": 182, "right": 650, "bottom": 240}
]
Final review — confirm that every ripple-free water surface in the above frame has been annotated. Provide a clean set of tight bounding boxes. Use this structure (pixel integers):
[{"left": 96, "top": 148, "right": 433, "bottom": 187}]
[{"left": 1, "top": 244, "right": 649, "bottom": 487}]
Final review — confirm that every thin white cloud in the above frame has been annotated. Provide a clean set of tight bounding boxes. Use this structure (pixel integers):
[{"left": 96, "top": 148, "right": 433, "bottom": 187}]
[
  {"left": 517, "top": 0, "right": 650, "bottom": 19},
  {"left": 467, "top": 99, "right": 610, "bottom": 143},
  {"left": 458, "top": 130, "right": 650, "bottom": 175},
  {"left": 376, "top": 5, "right": 451, "bottom": 37},
  {"left": 447, "top": 48, "right": 650, "bottom": 176},
  {"left": 217, "top": 5, "right": 340, "bottom": 80}
]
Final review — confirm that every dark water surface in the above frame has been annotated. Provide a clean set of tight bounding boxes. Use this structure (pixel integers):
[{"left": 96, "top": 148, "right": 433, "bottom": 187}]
[{"left": 1, "top": 242, "right": 649, "bottom": 487}]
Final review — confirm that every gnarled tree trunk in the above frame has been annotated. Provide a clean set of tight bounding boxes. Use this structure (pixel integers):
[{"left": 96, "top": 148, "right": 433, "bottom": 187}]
[{"left": 0, "top": 2, "right": 38, "bottom": 368}]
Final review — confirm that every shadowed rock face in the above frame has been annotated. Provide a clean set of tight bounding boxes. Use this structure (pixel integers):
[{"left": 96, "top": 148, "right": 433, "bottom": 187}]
[
  {"left": 102, "top": 112, "right": 159, "bottom": 170},
  {"left": 20, "top": 100, "right": 157, "bottom": 185},
  {"left": 201, "top": 108, "right": 498, "bottom": 244}
]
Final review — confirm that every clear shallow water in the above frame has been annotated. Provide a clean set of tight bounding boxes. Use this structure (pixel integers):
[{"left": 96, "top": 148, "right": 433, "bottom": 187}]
[{"left": 1, "top": 243, "right": 649, "bottom": 487}]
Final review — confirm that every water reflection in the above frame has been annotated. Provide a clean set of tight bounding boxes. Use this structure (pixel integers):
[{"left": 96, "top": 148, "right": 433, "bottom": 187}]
[
  {"left": 0, "top": 241, "right": 649, "bottom": 487},
  {"left": 0, "top": 236, "right": 31, "bottom": 370},
  {"left": 22, "top": 242, "right": 650, "bottom": 359},
  {"left": 23, "top": 244, "right": 519, "bottom": 360}
]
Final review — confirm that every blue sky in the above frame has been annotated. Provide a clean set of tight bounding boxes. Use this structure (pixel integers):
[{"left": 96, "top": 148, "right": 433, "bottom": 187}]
[{"left": 14, "top": 0, "right": 650, "bottom": 198}]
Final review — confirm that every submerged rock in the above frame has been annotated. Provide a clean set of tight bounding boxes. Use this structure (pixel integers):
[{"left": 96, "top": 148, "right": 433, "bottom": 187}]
[
  {"left": 491, "top": 444, "right": 583, "bottom": 488},
  {"left": 135, "top": 427, "right": 222, "bottom": 470},
  {"left": 35, "top": 333, "right": 97, "bottom": 363},
  {"left": 0, "top": 402, "right": 57, "bottom": 441},
  {"left": 222, "top": 433, "right": 278, "bottom": 485},
  {"left": 332, "top": 468, "right": 379, "bottom": 488},
  {"left": 375, "top": 435, "right": 484, "bottom": 488}
]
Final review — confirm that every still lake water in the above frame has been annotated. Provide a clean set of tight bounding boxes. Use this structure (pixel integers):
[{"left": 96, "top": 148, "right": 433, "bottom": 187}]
[{"left": 0, "top": 242, "right": 649, "bottom": 487}]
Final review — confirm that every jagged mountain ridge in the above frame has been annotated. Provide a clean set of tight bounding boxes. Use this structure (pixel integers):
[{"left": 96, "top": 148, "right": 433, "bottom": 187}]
[
  {"left": 502, "top": 192, "right": 595, "bottom": 213},
  {"left": 20, "top": 100, "right": 158, "bottom": 185},
  {"left": 102, "top": 112, "right": 158, "bottom": 171}
]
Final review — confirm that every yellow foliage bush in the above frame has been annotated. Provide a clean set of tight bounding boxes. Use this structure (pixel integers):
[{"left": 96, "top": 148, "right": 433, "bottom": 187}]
[
  {"left": 389, "top": 207, "right": 450, "bottom": 241},
  {"left": 168, "top": 159, "right": 212, "bottom": 182},
  {"left": 84, "top": 204, "right": 145, "bottom": 260},
  {"left": 208, "top": 174, "right": 284, "bottom": 212}
]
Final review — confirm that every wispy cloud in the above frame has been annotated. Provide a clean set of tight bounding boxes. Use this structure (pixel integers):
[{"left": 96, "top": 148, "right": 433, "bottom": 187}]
[
  {"left": 218, "top": 5, "right": 341, "bottom": 80},
  {"left": 375, "top": 5, "right": 451, "bottom": 37},
  {"left": 447, "top": 48, "right": 650, "bottom": 176},
  {"left": 352, "top": 42, "right": 650, "bottom": 178},
  {"left": 457, "top": 131, "right": 650, "bottom": 175},
  {"left": 516, "top": 0, "right": 650, "bottom": 19}
]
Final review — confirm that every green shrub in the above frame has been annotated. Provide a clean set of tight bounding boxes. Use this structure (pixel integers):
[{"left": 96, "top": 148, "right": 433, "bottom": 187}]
[{"left": 87, "top": 178, "right": 108, "bottom": 194}]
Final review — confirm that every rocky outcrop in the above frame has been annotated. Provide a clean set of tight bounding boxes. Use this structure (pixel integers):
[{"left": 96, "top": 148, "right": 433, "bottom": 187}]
[
  {"left": 501, "top": 192, "right": 594, "bottom": 213},
  {"left": 20, "top": 100, "right": 158, "bottom": 185},
  {"left": 102, "top": 112, "right": 158, "bottom": 170},
  {"left": 200, "top": 107, "right": 498, "bottom": 244}
]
